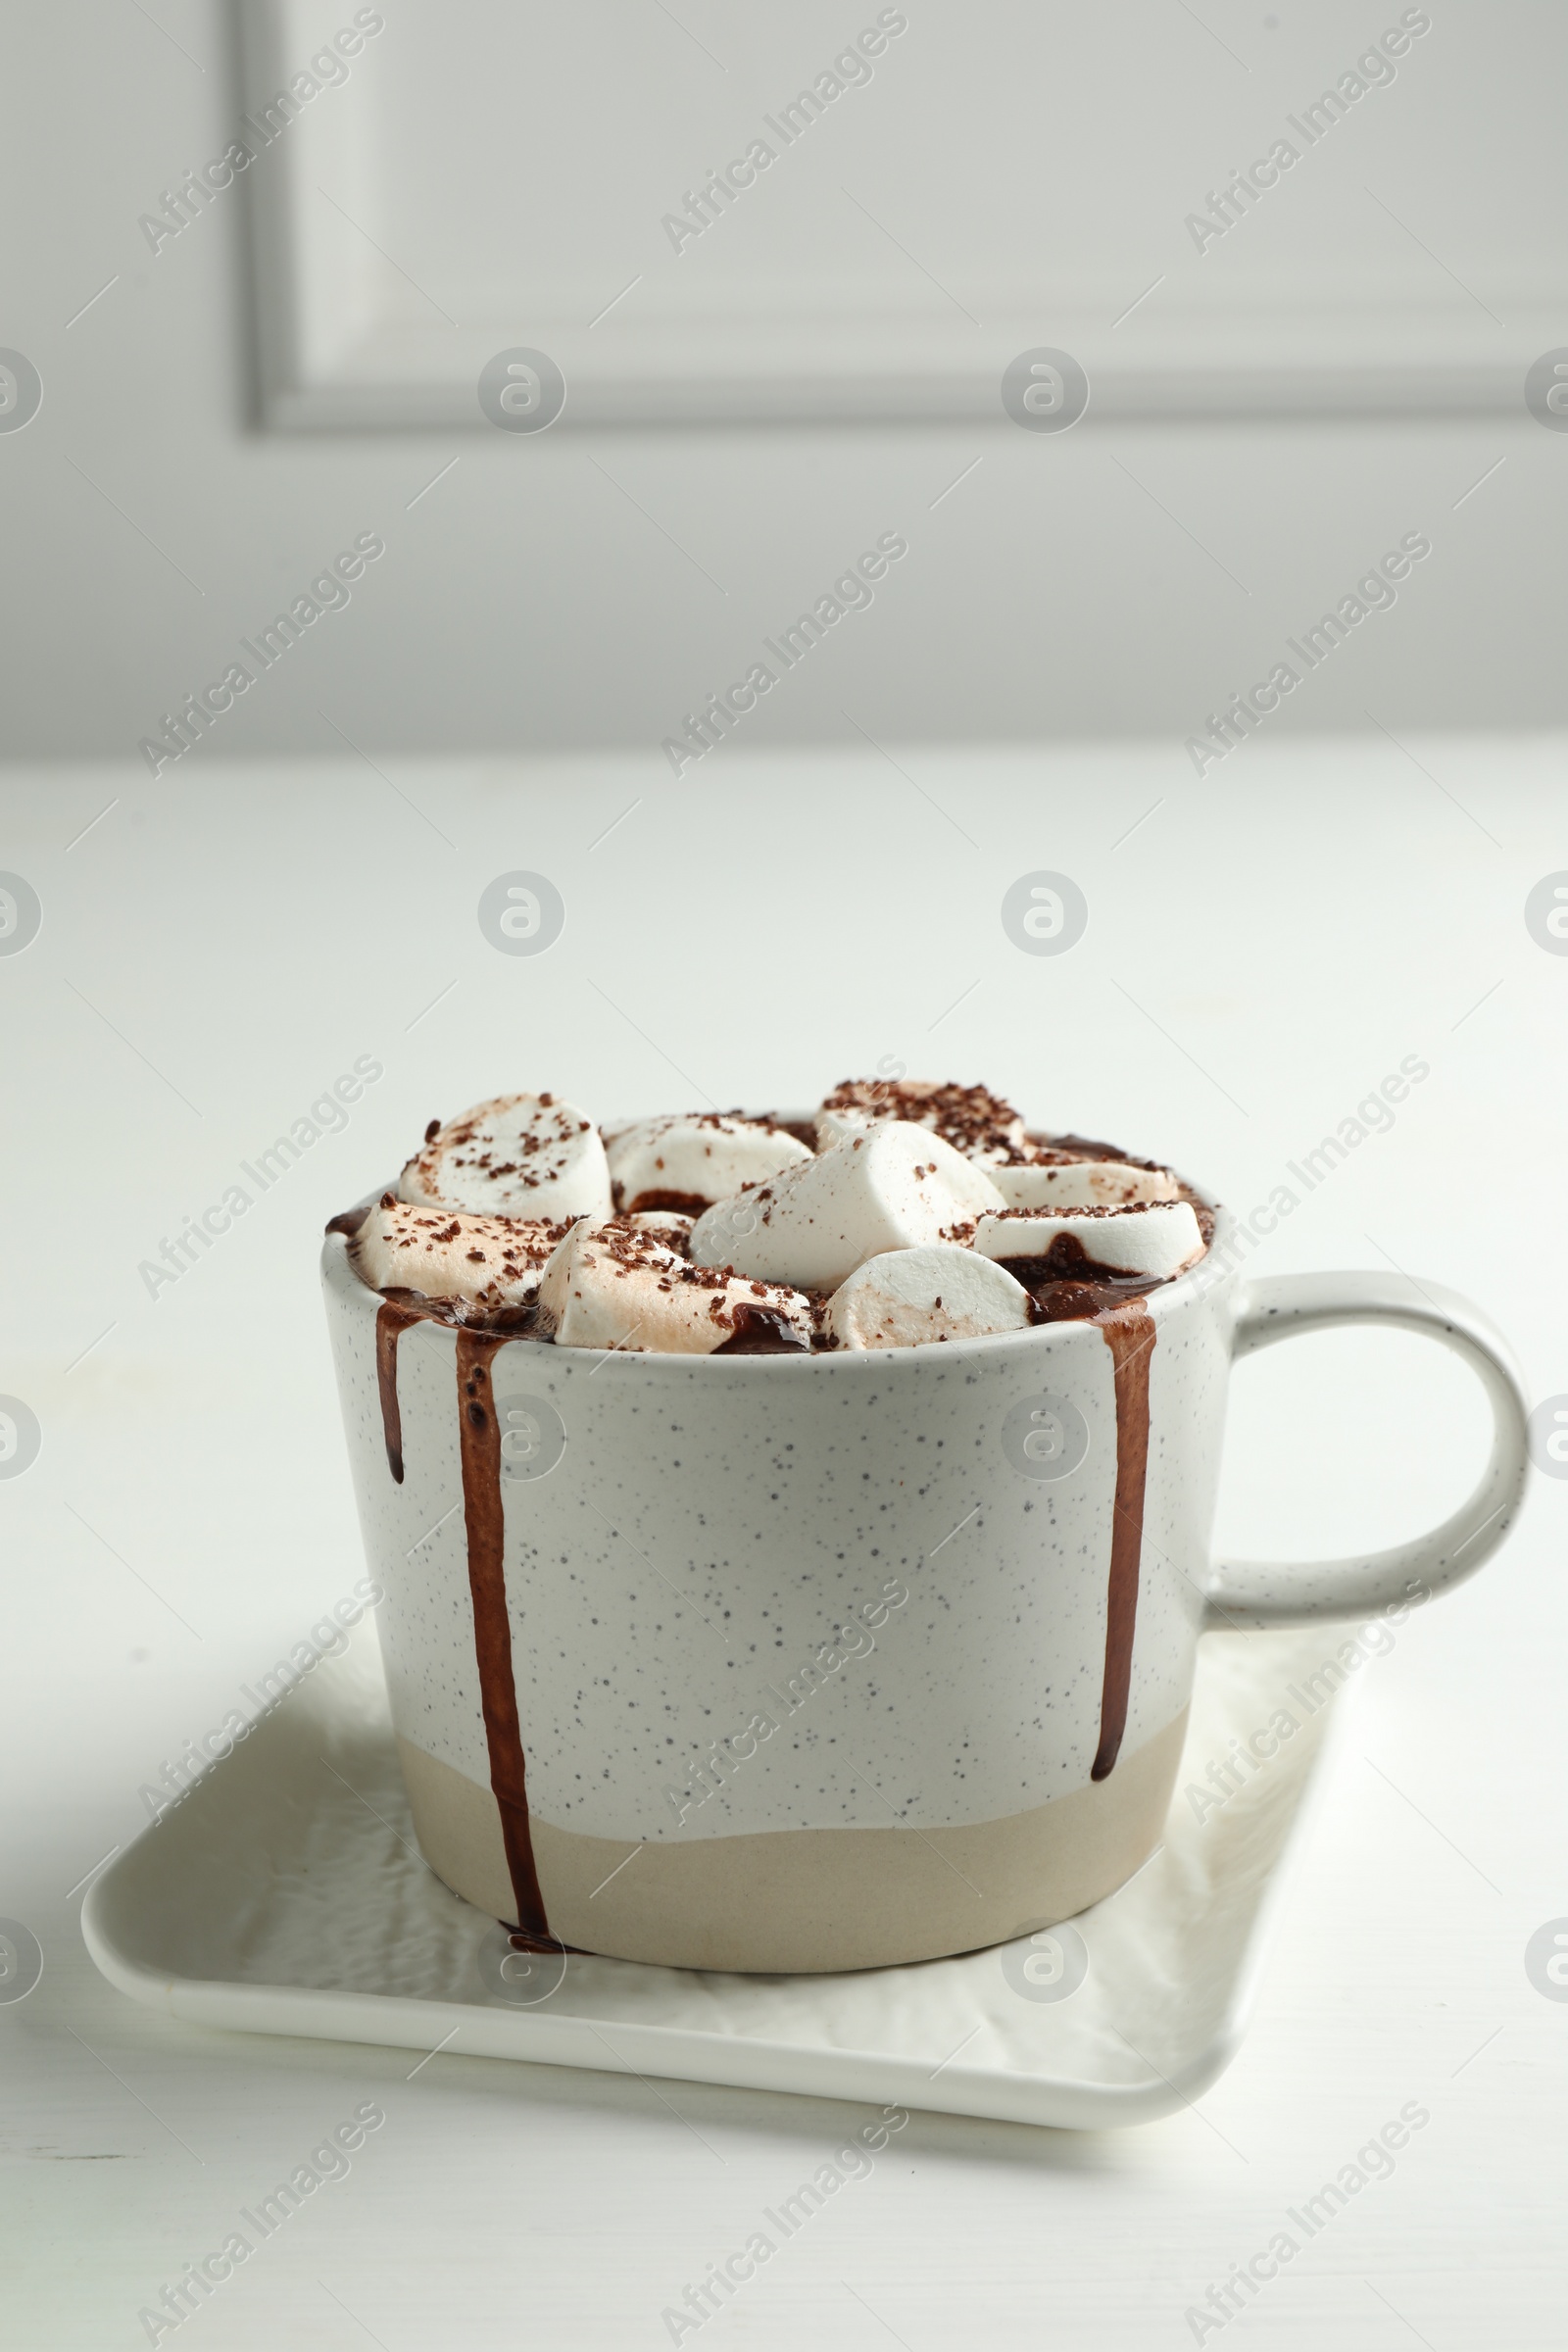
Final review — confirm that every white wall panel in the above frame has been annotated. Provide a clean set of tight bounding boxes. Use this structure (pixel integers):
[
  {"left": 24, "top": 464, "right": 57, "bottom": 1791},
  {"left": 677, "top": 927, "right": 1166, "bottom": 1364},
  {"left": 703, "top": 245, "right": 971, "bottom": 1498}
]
[{"left": 248, "top": 0, "right": 1564, "bottom": 425}]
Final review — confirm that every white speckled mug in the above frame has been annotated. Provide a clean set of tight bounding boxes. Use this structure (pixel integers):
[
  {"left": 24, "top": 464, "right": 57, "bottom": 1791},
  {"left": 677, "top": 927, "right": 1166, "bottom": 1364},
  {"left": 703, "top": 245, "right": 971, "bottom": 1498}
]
[{"left": 322, "top": 1195, "right": 1527, "bottom": 1974}]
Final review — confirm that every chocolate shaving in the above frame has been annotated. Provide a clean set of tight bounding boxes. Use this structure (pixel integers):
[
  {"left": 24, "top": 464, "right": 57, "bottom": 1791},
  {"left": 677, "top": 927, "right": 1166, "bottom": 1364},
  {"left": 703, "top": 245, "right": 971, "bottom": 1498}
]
[{"left": 822, "top": 1076, "right": 1023, "bottom": 1159}]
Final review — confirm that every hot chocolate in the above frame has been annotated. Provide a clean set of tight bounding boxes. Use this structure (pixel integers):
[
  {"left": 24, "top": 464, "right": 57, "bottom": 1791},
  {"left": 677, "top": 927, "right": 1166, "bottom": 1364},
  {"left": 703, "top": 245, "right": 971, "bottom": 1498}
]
[
  {"left": 326, "top": 1079, "right": 1206, "bottom": 1946},
  {"left": 333, "top": 1077, "right": 1209, "bottom": 1353}
]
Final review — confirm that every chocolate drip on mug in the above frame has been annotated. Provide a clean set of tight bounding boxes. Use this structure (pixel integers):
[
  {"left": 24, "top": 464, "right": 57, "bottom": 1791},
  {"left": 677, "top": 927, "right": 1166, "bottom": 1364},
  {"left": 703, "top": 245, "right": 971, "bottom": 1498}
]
[
  {"left": 325, "top": 1204, "right": 371, "bottom": 1237},
  {"left": 455, "top": 1329, "right": 551, "bottom": 1943},
  {"left": 374, "top": 1298, "right": 424, "bottom": 1484},
  {"left": 1012, "top": 1238, "right": 1157, "bottom": 1785},
  {"left": 1090, "top": 1302, "right": 1154, "bottom": 1782},
  {"left": 371, "top": 1297, "right": 556, "bottom": 1942}
]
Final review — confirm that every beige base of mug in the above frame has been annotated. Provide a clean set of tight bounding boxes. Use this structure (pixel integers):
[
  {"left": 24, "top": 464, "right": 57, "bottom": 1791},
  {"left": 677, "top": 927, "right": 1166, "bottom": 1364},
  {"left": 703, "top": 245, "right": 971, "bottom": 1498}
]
[{"left": 396, "top": 1712, "right": 1189, "bottom": 1974}]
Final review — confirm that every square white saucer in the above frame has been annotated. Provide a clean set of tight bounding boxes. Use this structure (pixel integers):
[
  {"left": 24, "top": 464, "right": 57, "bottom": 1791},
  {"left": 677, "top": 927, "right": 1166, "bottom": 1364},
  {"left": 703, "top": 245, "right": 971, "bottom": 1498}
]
[{"left": 82, "top": 1619, "right": 1343, "bottom": 2131}]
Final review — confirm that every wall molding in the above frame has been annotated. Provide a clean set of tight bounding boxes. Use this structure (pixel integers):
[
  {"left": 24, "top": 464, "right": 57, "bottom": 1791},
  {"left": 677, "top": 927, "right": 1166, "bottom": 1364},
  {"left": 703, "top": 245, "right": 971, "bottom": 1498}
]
[{"left": 245, "top": 3, "right": 1558, "bottom": 433}]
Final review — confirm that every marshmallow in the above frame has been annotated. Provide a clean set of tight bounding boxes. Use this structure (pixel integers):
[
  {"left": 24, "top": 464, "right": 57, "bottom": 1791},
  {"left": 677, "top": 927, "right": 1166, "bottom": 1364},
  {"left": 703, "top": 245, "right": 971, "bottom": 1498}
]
[
  {"left": 538, "top": 1221, "right": 813, "bottom": 1355},
  {"left": 991, "top": 1157, "right": 1181, "bottom": 1211},
  {"left": 607, "top": 1113, "right": 810, "bottom": 1213},
  {"left": 826, "top": 1245, "right": 1032, "bottom": 1349},
  {"left": 350, "top": 1200, "right": 567, "bottom": 1310},
  {"left": 690, "top": 1122, "right": 1006, "bottom": 1291},
  {"left": 399, "top": 1094, "right": 612, "bottom": 1221},
  {"left": 974, "top": 1200, "right": 1204, "bottom": 1281},
  {"left": 816, "top": 1078, "right": 1026, "bottom": 1164}
]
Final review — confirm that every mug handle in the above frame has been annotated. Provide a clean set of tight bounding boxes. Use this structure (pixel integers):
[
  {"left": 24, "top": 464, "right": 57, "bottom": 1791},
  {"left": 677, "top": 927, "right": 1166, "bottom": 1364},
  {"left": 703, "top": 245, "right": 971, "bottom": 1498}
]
[{"left": 1203, "top": 1270, "right": 1529, "bottom": 1631}]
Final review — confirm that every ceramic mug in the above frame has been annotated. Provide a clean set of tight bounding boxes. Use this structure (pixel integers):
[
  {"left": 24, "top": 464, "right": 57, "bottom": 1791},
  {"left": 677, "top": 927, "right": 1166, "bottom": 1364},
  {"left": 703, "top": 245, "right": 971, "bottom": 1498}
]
[{"left": 321, "top": 1190, "right": 1527, "bottom": 1973}]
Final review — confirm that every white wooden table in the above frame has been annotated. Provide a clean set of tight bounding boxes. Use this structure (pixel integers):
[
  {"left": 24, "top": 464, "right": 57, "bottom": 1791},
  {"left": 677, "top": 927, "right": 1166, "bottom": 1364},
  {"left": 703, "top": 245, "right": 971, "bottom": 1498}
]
[{"left": 3, "top": 742, "right": 1564, "bottom": 2348}]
